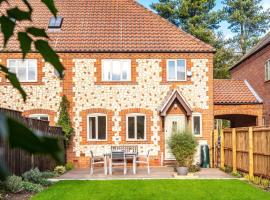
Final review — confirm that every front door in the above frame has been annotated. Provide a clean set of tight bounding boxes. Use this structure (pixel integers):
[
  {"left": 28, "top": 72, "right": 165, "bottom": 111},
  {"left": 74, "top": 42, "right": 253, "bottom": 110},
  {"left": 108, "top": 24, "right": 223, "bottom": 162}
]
[{"left": 164, "top": 115, "right": 186, "bottom": 160}]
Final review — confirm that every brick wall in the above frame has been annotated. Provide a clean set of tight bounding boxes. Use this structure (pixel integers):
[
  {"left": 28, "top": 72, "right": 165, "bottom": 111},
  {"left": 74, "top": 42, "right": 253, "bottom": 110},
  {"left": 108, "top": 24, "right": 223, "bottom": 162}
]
[
  {"left": 230, "top": 45, "right": 270, "bottom": 125},
  {"left": 0, "top": 52, "right": 214, "bottom": 168}
]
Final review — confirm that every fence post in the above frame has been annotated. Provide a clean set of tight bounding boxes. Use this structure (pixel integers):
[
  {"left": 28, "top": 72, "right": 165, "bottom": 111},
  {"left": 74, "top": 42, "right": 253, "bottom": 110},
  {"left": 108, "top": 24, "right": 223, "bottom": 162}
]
[
  {"left": 232, "top": 128, "right": 237, "bottom": 173},
  {"left": 220, "top": 129, "right": 224, "bottom": 169},
  {"left": 248, "top": 127, "right": 254, "bottom": 177}
]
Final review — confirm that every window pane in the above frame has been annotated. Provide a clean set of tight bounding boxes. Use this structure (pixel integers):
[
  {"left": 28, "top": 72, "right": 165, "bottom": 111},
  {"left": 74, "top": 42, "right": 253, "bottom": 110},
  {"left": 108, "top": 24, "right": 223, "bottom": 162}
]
[
  {"left": 102, "top": 61, "right": 111, "bottom": 81},
  {"left": 128, "top": 117, "right": 135, "bottom": 139},
  {"left": 17, "top": 61, "right": 27, "bottom": 81},
  {"left": 112, "top": 61, "right": 121, "bottom": 80},
  {"left": 98, "top": 116, "right": 106, "bottom": 140},
  {"left": 28, "top": 61, "right": 37, "bottom": 81},
  {"left": 122, "top": 61, "right": 130, "bottom": 80},
  {"left": 193, "top": 116, "right": 201, "bottom": 135},
  {"left": 89, "top": 117, "right": 96, "bottom": 139},
  {"left": 168, "top": 60, "right": 175, "bottom": 80},
  {"left": 177, "top": 60, "right": 185, "bottom": 80},
  {"left": 137, "top": 116, "right": 145, "bottom": 139},
  {"left": 8, "top": 60, "right": 17, "bottom": 73},
  {"left": 40, "top": 116, "right": 49, "bottom": 121}
]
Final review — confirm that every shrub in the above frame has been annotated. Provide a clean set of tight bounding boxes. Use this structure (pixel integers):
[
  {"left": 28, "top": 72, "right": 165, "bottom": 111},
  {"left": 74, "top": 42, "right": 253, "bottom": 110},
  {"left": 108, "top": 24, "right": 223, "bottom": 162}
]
[
  {"left": 22, "top": 168, "right": 42, "bottom": 184},
  {"left": 5, "top": 175, "right": 24, "bottom": 193},
  {"left": 65, "top": 162, "right": 74, "bottom": 171},
  {"left": 22, "top": 181, "right": 43, "bottom": 193},
  {"left": 261, "top": 179, "right": 270, "bottom": 189},
  {"left": 54, "top": 166, "right": 66, "bottom": 175},
  {"left": 168, "top": 130, "right": 198, "bottom": 167},
  {"left": 188, "top": 165, "right": 200, "bottom": 173},
  {"left": 41, "top": 171, "right": 56, "bottom": 179},
  {"left": 231, "top": 171, "right": 242, "bottom": 178},
  {"left": 224, "top": 166, "right": 233, "bottom": 173},
  {"left": 22, "top": 168, "right": 52, "bottom": 186}
]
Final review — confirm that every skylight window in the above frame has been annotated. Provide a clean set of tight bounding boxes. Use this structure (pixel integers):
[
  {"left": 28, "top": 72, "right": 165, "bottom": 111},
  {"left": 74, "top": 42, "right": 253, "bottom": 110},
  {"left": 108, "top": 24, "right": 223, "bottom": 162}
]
[{"left": 48, "top": 16, "right": 63, "bottom": 29}]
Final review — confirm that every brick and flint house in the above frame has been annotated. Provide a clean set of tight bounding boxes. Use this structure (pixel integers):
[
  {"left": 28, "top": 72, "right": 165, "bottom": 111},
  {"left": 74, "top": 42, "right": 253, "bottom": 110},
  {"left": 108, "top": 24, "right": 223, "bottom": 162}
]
[{"left": 0, "top": 0, "right": 226, "bottom": 167}]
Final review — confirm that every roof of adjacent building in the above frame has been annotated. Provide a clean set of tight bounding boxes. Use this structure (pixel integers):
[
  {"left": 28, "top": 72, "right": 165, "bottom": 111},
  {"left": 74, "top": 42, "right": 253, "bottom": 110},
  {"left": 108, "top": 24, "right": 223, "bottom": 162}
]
[
  {"left": 230, "top": 32, "right": 270, "bottom": 70},
  {"left": 214, "top": 79, "right": 263, "bottom": 105},
  {"left": 0, "top": 0, "right": 214, "bottom": 53}
]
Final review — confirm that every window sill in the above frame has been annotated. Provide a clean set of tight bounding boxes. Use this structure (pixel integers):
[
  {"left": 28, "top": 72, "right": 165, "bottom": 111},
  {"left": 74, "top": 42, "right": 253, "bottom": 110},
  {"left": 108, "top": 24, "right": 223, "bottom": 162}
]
[{"left": 95, "top": 81, "right": 137, "bottom": 85}]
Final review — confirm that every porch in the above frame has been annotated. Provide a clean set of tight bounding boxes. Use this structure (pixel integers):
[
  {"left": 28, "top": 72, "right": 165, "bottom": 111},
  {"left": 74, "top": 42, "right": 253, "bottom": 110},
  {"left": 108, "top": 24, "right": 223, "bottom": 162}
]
[{"left": 54, "top": 167, "right": 233, "bottom": 180}]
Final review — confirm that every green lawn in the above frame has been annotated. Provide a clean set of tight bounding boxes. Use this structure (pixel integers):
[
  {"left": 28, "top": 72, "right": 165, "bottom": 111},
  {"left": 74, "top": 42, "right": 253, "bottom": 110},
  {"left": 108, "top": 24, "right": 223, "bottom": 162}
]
[{"left": 32, "top": 180, "right": 270, "bottom": 200}]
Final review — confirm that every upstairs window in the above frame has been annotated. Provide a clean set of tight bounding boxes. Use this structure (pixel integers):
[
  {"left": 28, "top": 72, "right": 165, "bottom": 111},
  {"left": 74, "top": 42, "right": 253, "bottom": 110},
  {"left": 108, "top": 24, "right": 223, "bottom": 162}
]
[
  {"left": 87, "top": 114, "right": 107, "bottom": 141},
  {"left": 126, "top": 114, "right": 146, "bottom": 140},
  {"left": 265, "top": 59, "right": 270, "bottom": 81},
  {"left": 167, "top": 59, "right": 186, "bottom": 81},
  {"left": 7, "top": 59, "right": 37, "bottom": 82},
  {"left": 102, "top": 59, "right": 131, "bottom": 81},
  {"left": 192, "top": 113, "right": 202, "bottom": 137},
  {"left": 48, "top": 16, "right": 63, "bottom": 29},
  {"left": 29, "top": 114, "right": 49, "bottom": 121}
]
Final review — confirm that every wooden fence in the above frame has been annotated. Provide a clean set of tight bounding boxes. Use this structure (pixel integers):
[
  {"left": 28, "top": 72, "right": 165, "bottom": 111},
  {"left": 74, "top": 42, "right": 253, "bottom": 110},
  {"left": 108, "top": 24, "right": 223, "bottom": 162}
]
[
  {"left": 212, "top": 127, "right": 270, "bottom": 178},
  {"left": 0, "top": 108, "right": 65, "bottom": 175}
]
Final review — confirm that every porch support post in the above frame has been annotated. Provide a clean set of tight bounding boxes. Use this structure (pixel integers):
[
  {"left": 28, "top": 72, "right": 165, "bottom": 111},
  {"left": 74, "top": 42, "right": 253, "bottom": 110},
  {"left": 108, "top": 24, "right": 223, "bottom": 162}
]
[{"left": 232, "top": 128, "right": 237, "bottom": 173}]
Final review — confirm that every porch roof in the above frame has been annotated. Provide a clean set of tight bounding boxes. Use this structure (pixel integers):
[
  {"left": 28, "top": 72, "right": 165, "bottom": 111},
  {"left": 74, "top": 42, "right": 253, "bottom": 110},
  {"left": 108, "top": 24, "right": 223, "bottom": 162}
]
[
  {"left": 214, "top": 79, "right": 263, "bottom": 105},
  {"left": 160, "top": 90, "right": 192, "bottom": 116}
]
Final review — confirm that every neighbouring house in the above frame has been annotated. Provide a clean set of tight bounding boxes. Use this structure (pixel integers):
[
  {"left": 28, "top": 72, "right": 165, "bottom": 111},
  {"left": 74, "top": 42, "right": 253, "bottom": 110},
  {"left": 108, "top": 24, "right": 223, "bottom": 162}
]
[
  {"left": 230, "top": 32, "right": 270, "bottom": 126},
  {"left": 0, "top": 0, "right": 214, "bottom": 167}
]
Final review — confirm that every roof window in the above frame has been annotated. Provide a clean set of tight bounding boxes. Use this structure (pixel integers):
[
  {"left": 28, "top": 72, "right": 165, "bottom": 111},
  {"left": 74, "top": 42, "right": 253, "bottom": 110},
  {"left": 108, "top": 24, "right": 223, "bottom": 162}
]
[{"left": 48, "top": 16, "right": 63, "bottom": 29}]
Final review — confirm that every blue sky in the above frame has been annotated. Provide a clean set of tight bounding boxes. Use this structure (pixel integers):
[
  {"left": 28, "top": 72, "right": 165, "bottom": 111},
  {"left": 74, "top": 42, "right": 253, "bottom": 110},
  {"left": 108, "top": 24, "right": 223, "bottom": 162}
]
[{"left": 137, "top": 0, "right": 270, "bottom": 39}]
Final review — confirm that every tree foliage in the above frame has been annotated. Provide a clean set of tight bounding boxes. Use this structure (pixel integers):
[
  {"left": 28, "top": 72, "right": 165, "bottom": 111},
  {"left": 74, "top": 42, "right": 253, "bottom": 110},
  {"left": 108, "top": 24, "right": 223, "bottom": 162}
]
[
  {"left": 57, "top": 95, "right": 73, "bottom": 141},
  {"left": 151, "top": 0, "right": 221, "bottom": 44},
  {"left": 0, "top": 0, "right": 65, "bottom": 180},
  {"left": 223, "top": 0, "right": 270, "bottom": 55}
]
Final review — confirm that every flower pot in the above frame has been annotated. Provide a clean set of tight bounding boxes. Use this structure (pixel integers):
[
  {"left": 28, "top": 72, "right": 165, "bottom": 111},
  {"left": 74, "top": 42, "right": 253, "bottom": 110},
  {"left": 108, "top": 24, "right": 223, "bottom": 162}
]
[{"left": 177, "top": 167, "right": 188, "bottom": 175}]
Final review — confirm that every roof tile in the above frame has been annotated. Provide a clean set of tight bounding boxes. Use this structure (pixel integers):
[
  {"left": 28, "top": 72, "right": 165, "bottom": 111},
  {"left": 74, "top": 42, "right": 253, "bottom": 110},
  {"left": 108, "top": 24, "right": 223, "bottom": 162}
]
[
  {"left": 0, "top": 0, "right": 214, "bottom": 53},
  {"left": 214, "top": 79, "right": 261, "bottom": 104}
]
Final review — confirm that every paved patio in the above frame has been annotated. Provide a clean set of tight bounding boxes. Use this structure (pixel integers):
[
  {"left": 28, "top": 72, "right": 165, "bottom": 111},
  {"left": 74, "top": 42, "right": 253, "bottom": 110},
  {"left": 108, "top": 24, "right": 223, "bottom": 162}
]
[{"left": 53, "top": 167, "right": 234, "bottom": 180}]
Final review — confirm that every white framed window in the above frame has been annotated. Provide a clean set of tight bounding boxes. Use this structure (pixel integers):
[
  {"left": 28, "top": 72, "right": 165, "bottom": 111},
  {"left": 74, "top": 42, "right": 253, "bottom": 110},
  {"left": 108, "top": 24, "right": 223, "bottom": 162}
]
[
  {"left": 167, "top": 59, "right": 186, "bottom": 81},
  {"left": 192, "top": 113, "right": 202, "bottom": 137},
  {"left": 87, "top": 114, "right": 107, "bottom": 141},
  {"left": 102, "top": 59, "right": 131, "bottom": 81},
  {"left": 265, "top": 59, "right": 270, "bottom": 81},
  {"left": 126, "top": 113, "right": 146, "bottom": 140},
  {"left": 29, "top": 114, "right": 49, "bottom": 121},
  {"left": 7, "top": 59, "right": 37, "bottom": 82}
]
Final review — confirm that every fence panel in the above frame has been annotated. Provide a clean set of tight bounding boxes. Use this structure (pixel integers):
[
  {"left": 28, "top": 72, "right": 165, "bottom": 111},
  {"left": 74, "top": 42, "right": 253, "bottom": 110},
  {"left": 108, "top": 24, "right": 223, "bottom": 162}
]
[
  {"left": 0, "top": 108, "right": 65, "bottom": 175},
  {"left": 212, "top": 126, "right": 270, "bottom": 178}
]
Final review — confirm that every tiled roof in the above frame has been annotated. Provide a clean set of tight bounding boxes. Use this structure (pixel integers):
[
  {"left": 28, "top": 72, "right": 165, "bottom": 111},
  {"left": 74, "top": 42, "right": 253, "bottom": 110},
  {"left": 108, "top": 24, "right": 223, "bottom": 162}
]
[
  {"left": 214, "top": 79, "right": 262, "bottom": 105},
  {"left": 0, "top": 0, "right": 214, "bottom": 53},
  {"left": 230, "top": 31, "right": 270, "bottom": 70}
]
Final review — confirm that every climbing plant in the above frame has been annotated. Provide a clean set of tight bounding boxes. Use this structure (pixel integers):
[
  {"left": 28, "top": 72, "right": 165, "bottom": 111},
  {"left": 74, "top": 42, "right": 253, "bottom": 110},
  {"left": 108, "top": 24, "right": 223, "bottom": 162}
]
[{"left": 57, "top": 95, "right": 73, "bottom": 141}]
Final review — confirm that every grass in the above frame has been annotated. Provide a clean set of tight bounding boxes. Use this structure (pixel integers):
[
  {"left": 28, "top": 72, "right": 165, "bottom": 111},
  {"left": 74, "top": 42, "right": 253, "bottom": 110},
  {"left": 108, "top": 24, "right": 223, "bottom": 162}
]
[{"left": 32, "top": 180, "right": 270, "bottom": 200}]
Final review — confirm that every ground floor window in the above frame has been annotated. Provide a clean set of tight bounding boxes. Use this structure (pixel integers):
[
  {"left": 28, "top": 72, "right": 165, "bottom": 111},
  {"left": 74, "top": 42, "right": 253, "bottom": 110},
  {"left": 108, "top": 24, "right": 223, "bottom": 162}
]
[
  {"left": 192, "top": 113, "right": 202, "bottom": 136},
  {"left": 127, "top": 114, "right": 146, "bottom": 140},
  {"left": 87, "top": 114, "right": 107, "bottom": 140},
  {"left": 29, "top": 114, "right": 49, "bottom": 121}
]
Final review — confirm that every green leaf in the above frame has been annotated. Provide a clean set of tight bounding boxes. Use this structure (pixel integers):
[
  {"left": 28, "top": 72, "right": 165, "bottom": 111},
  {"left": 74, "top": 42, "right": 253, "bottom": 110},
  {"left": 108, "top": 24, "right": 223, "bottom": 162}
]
[
  {"left": 21, "top": 0, "right": 33, "bottom": 13},
  {"left": 34, "top": 40, "right": 64, "bottom": 78},
  {"left": 7, "top": 7, "right": 31, "bottom": 21},
  {"left": 0, "top": 65, "right": 27, "bottom": 101},
  {"left": 41, "top": 0, "right": 58, "bottom": 17},
  {"left": 26, "top": 27, "right": 49, "bottom": 38},
  {"left": 18, "top": 32, "right": 32, "bottom": 59},
  {"left": 0, "top": 16, "right": 16, "bottom": 47}
]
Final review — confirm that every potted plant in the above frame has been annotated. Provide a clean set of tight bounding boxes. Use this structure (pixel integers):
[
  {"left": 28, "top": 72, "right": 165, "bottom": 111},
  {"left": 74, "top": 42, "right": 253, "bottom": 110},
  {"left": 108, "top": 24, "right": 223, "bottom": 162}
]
[{"left": 168, "top": 130, "right": 198, "bottom": 175}]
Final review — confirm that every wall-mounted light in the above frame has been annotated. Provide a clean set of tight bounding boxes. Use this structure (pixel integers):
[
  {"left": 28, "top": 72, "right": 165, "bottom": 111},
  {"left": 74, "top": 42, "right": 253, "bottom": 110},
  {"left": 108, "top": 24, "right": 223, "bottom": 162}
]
[{"left": 187, "top": 70, "right": 192, "bottom": 77}]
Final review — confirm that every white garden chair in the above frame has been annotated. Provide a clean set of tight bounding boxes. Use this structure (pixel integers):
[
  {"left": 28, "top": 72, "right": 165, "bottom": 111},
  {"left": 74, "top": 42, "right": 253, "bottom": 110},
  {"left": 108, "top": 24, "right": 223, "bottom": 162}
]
[
  {"left": 109, "top": 151, "right": 127, "bottom": 175},
  {"left": 135, "top": 149, "right": 152, "bottom": 174},
  {"left": 89, "top": 150, "right": 106, "bottom": 175}
]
